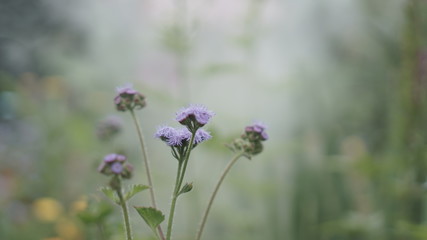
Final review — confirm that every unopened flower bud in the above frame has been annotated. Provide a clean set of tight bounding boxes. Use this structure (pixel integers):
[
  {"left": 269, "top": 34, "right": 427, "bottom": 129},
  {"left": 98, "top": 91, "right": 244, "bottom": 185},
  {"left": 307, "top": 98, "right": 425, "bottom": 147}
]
[{"left": 178, "top": 182, "right": 193, "bottom": 195}]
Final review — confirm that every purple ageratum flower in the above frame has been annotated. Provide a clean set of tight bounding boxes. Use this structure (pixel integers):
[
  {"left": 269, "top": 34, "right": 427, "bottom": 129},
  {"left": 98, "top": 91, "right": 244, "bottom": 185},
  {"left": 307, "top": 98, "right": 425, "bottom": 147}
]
[
  {"left": 228, "top": 122, "right": 267, "bottom": 157},
  {"left": 194, "top": 129, "right": 212, "bottom": 144},
  {"left": 116, "top": 154, "right": 126, "bottom": 162},
  {"left": 116, "top": 83, "right": 138, "bottom": 95},
  {"left": 114, "top": 83, "right": 146, "bottom": 112},
  {"left": 245, "top": 122, "right": 268, "bottom": 141},
  {"left": 111, "top": 162, "right": 123, "bottom": 174},
  {"left": 155, "top": 126, "right": 192, "bottom": 147},
  {"left": 167, "top": 128, "right": 191, "bottom": 146},
  {"left": 155, "top": 126, "right": 212, "bottom": 146},
  {"left": 104, "top": 153, "right": 118, "bottom": 163},
  {"left": 98, "top": 153, "right": 133, "bottom": 178},
  {"left": 245, "top": 122, "right": 266, "bottom": 133},
  {"left": 176, "top": 104, "right": 214, "bottom": 129},
  {"left": 253, "top": 122, "right": 266, "bottom": 133},
  {"left": 155, "top": 126, "right": 176, "bottom": 140},
  {"left": 260, "top": 131, "right": 269, "bottom": 141}
]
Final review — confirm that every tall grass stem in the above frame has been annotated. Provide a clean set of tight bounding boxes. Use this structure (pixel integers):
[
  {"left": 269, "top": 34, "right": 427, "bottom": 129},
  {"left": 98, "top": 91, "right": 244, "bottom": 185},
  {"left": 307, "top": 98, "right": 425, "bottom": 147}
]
[
  {"left": 130, "top": 110, "right": 165, "bottom": 240},
  {"left": 195, "top": 152, "right": 244, "bottom": 240}
]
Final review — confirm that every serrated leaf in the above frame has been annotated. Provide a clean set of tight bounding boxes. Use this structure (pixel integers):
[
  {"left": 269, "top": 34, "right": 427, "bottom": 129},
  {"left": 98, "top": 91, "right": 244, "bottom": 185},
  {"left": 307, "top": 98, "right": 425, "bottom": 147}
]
[
  {"left": 124, "top": 184, "right": 150, "bottom": 201},
  {"left": 134, "top": 206, "right": 165, "bottom": 234},
  {"left": 100, "top": 187, "right": 119, "bottom": 204}
]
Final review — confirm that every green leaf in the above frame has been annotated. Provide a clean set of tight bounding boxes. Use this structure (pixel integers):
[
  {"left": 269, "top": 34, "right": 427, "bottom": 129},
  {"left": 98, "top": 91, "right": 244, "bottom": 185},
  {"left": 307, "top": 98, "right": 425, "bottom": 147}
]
[
  {"left": 124, "top": 184, "right": 150, "bottom": 201},
  {"left": 100, "top": 187, "right": 119, "bottom": 205},
  {"left": 134, "top": 206, "right": 165, "bottom": 234}
]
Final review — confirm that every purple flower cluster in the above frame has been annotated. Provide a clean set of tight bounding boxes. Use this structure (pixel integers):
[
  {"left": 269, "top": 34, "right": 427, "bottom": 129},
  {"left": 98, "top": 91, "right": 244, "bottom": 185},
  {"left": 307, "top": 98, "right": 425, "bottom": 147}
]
[
  {"left": 155, "top": 126, "right": 211, "bottom": 147},
  {"left": 155, "top": 105, "right": 213, "bottom": 160},
  {"left": 229, "top": 122, "right": 268, "bottom": 158},
  {"left": 244, "top": 122, "right": 268, "bottom": 141},
  {"left": 98, "top": 153, "right": 133, "bottom": 179},
  {"left": 114, "top": 84, "right": 146, "bottom": 112},
  {"left": 176, "top": 105, "right": 214, "bottom": 131}
]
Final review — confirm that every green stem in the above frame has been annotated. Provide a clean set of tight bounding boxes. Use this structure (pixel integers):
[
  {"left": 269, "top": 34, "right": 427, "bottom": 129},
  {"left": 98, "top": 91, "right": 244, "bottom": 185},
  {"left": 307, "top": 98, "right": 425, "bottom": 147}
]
[
  {"left": 195, "top": 152, "right": 244, "bottom": 240},
  {"left": 177, "top": 133, "right": 196, "bottom": 192},
  {"left": 166, "top": 132, "right": 196, "bottom": 240},
  {"left": 130, "top": 110, "right": 165, "bottom": 240},
  {"left": 166, "top": 162, "right": 183, "bottom": 240},
  {"left": 117, "top": 183, "right": 133, "bottom": 240}
]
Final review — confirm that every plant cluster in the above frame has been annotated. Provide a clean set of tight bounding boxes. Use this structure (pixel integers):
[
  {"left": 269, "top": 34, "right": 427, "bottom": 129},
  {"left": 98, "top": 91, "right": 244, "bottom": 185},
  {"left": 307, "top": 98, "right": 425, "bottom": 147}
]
[{"left": 97, "top": 84, "right": 268, "bottom": 240}]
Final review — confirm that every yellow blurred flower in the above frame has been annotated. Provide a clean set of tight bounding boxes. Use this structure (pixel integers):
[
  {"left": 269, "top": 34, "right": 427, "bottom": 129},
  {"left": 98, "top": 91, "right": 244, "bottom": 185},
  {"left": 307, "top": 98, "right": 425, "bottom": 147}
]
[
  {"left": 33, "top": 197, "right": 63, "bottom": 222},
  {"left": 71, "top": 196, "right": 88, "bottom": 214},
  {"left": 55, "top": 217, "right": 82, "bottom": 240}
]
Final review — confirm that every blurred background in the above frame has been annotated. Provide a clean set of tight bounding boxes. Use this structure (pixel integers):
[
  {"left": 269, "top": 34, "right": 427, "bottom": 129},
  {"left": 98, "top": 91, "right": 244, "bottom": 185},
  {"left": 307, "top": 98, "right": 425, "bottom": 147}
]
[{"left": 1, "top": 0, "right": 427, "bottom": 239}]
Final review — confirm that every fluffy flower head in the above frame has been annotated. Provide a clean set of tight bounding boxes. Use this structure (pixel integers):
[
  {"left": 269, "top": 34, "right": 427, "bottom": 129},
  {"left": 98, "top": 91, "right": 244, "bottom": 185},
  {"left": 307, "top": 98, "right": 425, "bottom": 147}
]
[
  {"left": 155, "top": 126, "right": 212, "bottom": 147},
  {"left": 176, "top": 104, "right": 214, "bottom": 130},
  {"left": 194, "top": 129, "right": 212, "bottom": 144},
  {"left": 167, "top": 128, "right": 192, "bottom": 146},
  {"left": 155, "top": 126, "right": 176, "bottom": 141},
  {"left": 155, "top": 126, "right": 192, "bottom": 147}
]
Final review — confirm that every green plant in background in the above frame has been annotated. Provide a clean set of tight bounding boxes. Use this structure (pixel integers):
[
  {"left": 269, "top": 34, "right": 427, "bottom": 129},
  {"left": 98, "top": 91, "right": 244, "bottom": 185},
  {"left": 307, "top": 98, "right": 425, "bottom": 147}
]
[
  {"left": 285, "top": 1, "right": 427, "bottom": 240},
  {"left": 97, "top": 84, "right": 268, "bottom": 240},
  {"left": 77, "top": 199, "right": 114, "bottom": 239}
]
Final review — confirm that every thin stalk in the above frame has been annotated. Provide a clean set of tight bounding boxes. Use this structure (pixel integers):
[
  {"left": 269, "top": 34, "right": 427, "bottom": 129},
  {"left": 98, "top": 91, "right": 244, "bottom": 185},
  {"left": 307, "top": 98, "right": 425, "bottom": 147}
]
[
  {"left": 195, "top": 152, "right": 244, "bottom": 240},
  {"left": 166, "top": 132, "right": 196, "bottom": 240},
  {"left": 166, "top": 162, "right": 183, "bottom": 240},
  {"left": 117, "top": 185, "right": 133, "bottom": 240},
  {"left": 130, "top": 110, "right": 165, "bottom": 240},
  {"left": 177, "top": 133, "right": 196, "bottom": 191}
]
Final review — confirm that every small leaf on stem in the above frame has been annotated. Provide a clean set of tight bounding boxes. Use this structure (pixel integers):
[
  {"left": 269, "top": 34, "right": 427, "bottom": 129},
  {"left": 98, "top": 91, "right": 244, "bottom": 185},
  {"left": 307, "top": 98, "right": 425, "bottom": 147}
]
[
  {"left": 124, "top": 184, "right": 150, "bottom": 201},
  {"left": 100, "top": 187, "right": 120, "bottom": 205},
  {"left": 134, "top": 206, "right": 165, "bottom": 234}
]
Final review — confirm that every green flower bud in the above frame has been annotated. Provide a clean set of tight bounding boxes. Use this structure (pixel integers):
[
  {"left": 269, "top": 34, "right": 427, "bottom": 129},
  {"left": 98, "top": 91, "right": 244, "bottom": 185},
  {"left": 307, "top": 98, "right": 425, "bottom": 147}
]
[{"left": 178, "top": 182, "right": 193, "bottom": 195}]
